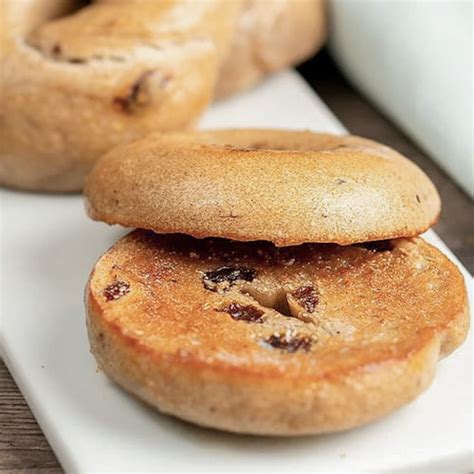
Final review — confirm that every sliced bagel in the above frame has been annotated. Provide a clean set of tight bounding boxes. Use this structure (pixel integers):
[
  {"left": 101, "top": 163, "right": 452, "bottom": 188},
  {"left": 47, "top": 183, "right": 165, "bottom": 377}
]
[
  {"left": 85, "top": 129, "right": 441, "bottom": 246},
  {"left": 86, "top": 230, "right": 468, "bottom": 435}
]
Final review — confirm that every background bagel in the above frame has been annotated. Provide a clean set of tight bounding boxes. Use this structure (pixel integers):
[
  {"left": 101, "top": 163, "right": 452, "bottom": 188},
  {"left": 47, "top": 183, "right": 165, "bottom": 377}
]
[
  {"left": 216, "top": 0, "right": 326, "bottom": 98},
  {"left": 85, "top": 129, "right": 441, "bottom": 246},
  {"left": 0, "top": 0, "right": 240, "bottom": 191}
]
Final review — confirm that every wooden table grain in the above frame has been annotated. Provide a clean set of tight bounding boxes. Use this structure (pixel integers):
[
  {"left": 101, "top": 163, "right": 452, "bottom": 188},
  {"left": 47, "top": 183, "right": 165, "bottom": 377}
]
[{"left": 1, "top": 50, "right": 472, "bottom": 472}]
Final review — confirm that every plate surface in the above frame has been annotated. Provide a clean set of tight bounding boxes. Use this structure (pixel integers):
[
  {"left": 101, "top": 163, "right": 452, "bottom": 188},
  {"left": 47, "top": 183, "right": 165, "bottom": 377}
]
[{"left": 1, "top": 71, "right": 472, "bottom": 472}]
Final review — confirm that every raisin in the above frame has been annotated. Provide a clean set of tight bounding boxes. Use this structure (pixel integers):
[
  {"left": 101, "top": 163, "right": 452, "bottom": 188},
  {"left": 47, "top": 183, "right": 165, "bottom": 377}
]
[
  {"left": 221, "top": 303, "right": 264, "bottom": 323},
  {"left": 103, "top": 281, "right": 130, "bottom": 301},
  {"left": 114, "top": 70, "right": 154, "bottom": 114},
  {"left": 68, "top": 57, "right": 86, "bottom": 64},
  {"left": 290, "top": 286, "right": 319, "bottom": 313},
  {"left": 202, "top": 266, "right": 257, "bottom": 291},
  {"left": 52, "top": 43, "right": 62, "bottom": 55},
  {"left": 265, "top": 334, "right": 312, "bottom": 353},
  {"left": 359, "top": 240, "right": 394, "bottom": 252}
]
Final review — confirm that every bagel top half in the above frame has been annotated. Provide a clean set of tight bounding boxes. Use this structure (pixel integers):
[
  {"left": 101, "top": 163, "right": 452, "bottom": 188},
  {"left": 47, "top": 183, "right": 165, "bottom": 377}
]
[{"left": 85, "top": 129, "right": 441, "bottom": 246}]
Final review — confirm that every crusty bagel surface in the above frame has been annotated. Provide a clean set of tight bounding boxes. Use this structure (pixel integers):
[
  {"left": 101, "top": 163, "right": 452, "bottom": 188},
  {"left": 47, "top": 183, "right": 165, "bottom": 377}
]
[
  {"left": 86, "top": 231, "right": 469, "bottom": 435},
  {"left": 85, "top": 129, "right": 441, "bottom": 246},
  {"left": 0, "top": 0, "right": 240, "bottom": 191},
  {"left": 215, "top": 0, "right": 326, "bottom": 98}
]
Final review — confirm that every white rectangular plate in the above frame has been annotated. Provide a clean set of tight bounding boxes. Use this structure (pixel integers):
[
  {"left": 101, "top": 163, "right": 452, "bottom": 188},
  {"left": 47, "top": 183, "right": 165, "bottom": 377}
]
[{"left": 1, "top": 71, "right": 472, "bottom": 473}]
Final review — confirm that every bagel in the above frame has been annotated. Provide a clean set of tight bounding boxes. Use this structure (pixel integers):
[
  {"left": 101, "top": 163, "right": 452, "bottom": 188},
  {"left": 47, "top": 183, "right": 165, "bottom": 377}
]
[
  {"left": 85, "top": 129, "right": 441, "bottom": 246},
  {"left": 0, "top": 0, "right": 241, "bottom": 191},
  {"left": 86, "top": 230, "right": 468, "bottom": 435},
  {"left": 216, "top": 0, "right": 326, "bottom": 98}
]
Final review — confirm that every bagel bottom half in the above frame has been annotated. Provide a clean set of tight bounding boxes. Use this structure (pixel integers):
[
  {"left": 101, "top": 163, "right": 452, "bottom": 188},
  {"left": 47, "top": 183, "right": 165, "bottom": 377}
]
[{"left": 85, "top": 231, "right": 468, "bottom": 435}]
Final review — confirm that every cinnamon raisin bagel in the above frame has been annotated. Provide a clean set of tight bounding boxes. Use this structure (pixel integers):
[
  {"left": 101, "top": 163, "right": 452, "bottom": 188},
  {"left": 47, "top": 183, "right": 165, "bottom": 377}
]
[
  {"left": 216, "top": 0, "right": 326, "bottom": 98},
  {"left": 86, "top": 230, "right": 468, "bottom": 435},
  {"left": 85, "top": 129, "right": 441, "bottom": 246},
  {"left": 0, "top": 0, "right": 240, "bottom": 191}
]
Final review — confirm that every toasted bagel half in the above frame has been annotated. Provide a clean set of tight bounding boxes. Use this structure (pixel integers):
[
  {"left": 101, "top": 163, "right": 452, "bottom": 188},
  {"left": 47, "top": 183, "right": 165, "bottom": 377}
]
[{"left": 86, "top": 230, "right": 468, "bottom": 435}]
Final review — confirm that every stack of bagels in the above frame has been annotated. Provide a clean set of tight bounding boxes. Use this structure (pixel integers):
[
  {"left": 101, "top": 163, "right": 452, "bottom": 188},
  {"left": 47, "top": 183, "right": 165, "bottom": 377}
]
[
  {"left": 84, "top": 130, "right": 469, "bottom": 435},
  {"left": 0, "top": 0, "right": 325, "bottom": 191}
]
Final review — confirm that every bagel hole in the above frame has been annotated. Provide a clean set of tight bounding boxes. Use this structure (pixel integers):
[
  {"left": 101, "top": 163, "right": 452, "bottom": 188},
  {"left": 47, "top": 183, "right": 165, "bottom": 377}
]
[
  {"left": 30, "top": 0, "right": 92, "bottom": 27},
  {"left": 49, "top": 0, "right": 92, "bottom": 19},
  {"left": 240, "top": 284, "right": 292, "bottom": 318},
  {"left": 66, "top": 0, "right": 92, "bottom": 13}
]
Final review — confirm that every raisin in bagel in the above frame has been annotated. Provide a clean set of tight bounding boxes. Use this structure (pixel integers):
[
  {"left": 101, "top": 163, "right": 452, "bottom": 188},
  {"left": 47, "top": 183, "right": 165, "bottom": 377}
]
[
  {"left": 0, "top": 0, "right": 240, "bottom": 191},
  {"left": 215, "top": 0, "right": 326, "bottom": 98},
  {"left": 85, "top": 129, "right": 441, "bottom": 246},
  {"left": 86, "top": 230, "right": 468, "bottom": 435}
]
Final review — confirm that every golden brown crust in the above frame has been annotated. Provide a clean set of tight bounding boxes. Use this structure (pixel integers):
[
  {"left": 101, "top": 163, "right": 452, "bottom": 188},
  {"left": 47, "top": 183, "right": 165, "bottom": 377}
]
[
  {"left": 85, "top": 129, "right": 441, "bottom": 246},
  {"left": 216, "top": 0, "right": 326, "bottom": 98},
  {"left": 86, "top": 231, "right": 469, "bottom": 435},
  {"left": 0, "top": 0, "right": 241, "bottom": 191}
]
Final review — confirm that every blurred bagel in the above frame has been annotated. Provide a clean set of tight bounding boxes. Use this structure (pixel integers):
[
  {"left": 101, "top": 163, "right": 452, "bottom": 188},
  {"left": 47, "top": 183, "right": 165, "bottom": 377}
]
[
  {"left": 216, "top": 0, "right": 326, "bottom": 98},
  {"left": 0, "top": 0, "right": 240, "bottom": 191}
]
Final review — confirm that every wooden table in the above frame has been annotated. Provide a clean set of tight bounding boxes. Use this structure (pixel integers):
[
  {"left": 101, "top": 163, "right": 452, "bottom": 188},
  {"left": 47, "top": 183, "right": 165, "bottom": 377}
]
[{"left": 1, "top": 51, "right": 473, "bottom": 473}]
